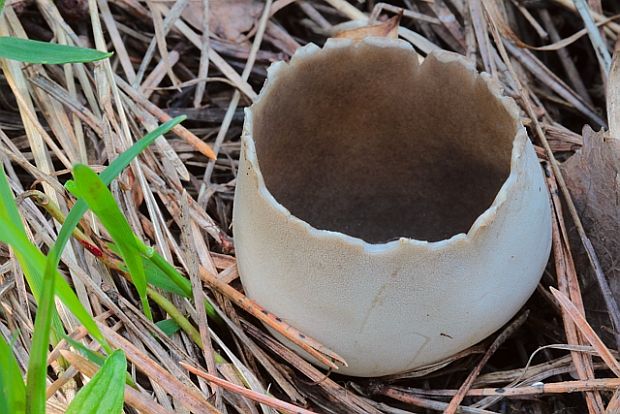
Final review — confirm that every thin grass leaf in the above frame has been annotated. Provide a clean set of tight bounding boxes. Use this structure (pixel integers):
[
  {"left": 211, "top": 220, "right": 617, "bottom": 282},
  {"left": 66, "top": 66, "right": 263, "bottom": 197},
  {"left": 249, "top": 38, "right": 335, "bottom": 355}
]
[
  {"left": 25, "top": 254, "right": 59, "bottom": 414},
  {"left": 63, "top": 335, "right": 136, "bottom": 387},
  {"left": 33, "top": 115, "right": 186, "bottom": 349},
  {"left": 147, "top": 252, "right": 193, "bottom": 296},
  {"left": 66, "top": 165, "right": 152, "bottom": 320},
  {"left": 156, "top": 319, "right": 181, "bottom": 337},
  {"left": 0, "top": 216, "right": 84, "bottom": 340},
  {"left": 148, "top": 252, "right": 221, "bottom": 323},
  {"left": 0, "top": 37, "right": 112, "bottom": 64},
  {"left": 144, "top": 258, "right": 190, "bottom": 297},
  {"left": 110, "top": 242, "right": 223, "bottom": 325},
  {"left": 0, "top": 167, "right": 96, "bottom": 414},
  {"left": 0, "top": 221, "right": 98, "bottom": 342},
  {"left": 64, "top": 335, "right": 106, "bottom": 367},
  {"left": 107, "top": 242, "right": 189, "bottom": 297},
  {"left": 0, "top": 165, "right": 104, "bottom": 345},
  {"left": 65, "top": 350, "right": 127, "bottom": 414},
  {"left": 102, "top": 117, "right": 186, "bottom": 184},
  {"left": 1, "top": 118, "right": 185, "bottom": 402},
  {"left": 56, "top": 116, "right": 186, "bottom": 274},
  {"left": 0, "top": 164, "right": 26, "bottom": 226},
  {"left": 0, "top": 334, "right": 25, "bottom": 414}
]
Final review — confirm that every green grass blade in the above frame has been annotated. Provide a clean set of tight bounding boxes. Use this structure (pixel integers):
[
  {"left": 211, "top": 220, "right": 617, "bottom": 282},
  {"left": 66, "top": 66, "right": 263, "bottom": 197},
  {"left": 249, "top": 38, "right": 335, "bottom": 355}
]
[
  {"left": 56, "top": 116, "right": 186, "bottom": 269},
  {"left": 155, "top": 319, "right": 181, "bottom": 337},
  {"left": 65, "top": 350, "right": 127, "bottom": 414},
  {"left": 107, "top": 243, "right": 191, "bottom": 297},
  {"left": 26, "top": 255, "right": 58, "bottom": 414},
  {"left": 63, "top": 335, "right": 106, "bottom": 367},
  {"left": 66, "top": 165, "right": 152, "bottom": 320},
  {"left": 143, "top": 257, "right": 189, "bottom": 297},
  {"left": 0, "top": 166, "right": 106, "bottom": 344},
  {"left": 0, "top": 118, "right": 184, "bottom": 412},
  {"left": 0, "top": 163, "right": 25, "bottom": 226},
  {"left": 99, "top": 116, "right": 186, "bottom": 185},
  {"left": 110, "top": 241, "right": 223, "bottom": 324},
  {"left": 148, "top": 252, "right": 221, "bottom": 322},
  {"left": 50, "top": 116, "right": 185, "bottom": 325},
  {"left": 146, "top": 252, "right": 193, "bottom": 296},
  {"left": 62, "top": 335, "right": 136, "bottom": 387},
  {"left": 0, "top": 37, "right": 112, "bottom": 64},
  {"left": 0, "top": 334, "right": 26, "bottom": 414}
]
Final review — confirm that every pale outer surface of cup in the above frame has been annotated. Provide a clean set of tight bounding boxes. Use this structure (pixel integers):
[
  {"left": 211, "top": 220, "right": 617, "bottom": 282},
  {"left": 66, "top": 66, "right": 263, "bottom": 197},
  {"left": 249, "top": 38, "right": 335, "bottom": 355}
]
[{"left": 233, "top": 38, "right": 552, "bottom": 377}]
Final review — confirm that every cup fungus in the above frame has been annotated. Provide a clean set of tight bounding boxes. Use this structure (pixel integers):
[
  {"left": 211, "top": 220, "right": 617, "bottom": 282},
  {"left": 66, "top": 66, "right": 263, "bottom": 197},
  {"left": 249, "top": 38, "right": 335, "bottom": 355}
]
[{"left": 233, "top": 37, "right": 552, "bottom": 377}]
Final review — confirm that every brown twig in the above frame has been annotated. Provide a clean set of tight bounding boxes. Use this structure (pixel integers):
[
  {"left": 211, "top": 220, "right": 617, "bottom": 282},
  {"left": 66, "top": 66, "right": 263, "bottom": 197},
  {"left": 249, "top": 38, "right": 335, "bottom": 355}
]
[
  {"left": 199, "top": 266, "right": 346, "bottom": 370},
  {"left": 444, "top": 312, "right": 529, "bottom": 414},
  {"left": 180, "top": 361, "right": 318, "bottom": 414}
]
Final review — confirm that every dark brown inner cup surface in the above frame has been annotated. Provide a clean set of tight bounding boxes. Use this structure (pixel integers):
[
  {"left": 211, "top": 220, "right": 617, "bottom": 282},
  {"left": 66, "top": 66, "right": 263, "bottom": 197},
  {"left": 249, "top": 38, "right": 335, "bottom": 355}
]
[{"left": 252, "top": 43, "right": 515, "bottom": 243}]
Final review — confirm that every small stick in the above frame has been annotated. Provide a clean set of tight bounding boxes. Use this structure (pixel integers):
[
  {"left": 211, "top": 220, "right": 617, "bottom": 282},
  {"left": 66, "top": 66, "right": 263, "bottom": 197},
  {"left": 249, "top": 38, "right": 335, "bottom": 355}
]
[
  {"left": 547, "top": 167, "right": 604, "bottom": 414},
  {"left": 199, "top": 266, "right": 347, "bottom": 369},
  {"left": 573, "top": 0, "right": 611, "bottom": 74},
  {"left": 193, "top": 0, "right": 210, "bottom": 107},
  {"left": 376, "top": 387, "right": 498, "bottom": 414},
  {"left": 550, "top": 288, "right": 620, "bottom": 377},
  {"left": 180, "top": 361, "right": 318, "bottom": 414},
  {"left": 378, "top": 378, "right": 620, "bottom": 398},
  {"left": 444, "top": 312, "right": 529, "bottom": 414},
  {"left": 607, "top": 37, "right": 620, "bottom": 137},
  {"left": 114, "top": 75, "right": 216, "bottom": 160}
]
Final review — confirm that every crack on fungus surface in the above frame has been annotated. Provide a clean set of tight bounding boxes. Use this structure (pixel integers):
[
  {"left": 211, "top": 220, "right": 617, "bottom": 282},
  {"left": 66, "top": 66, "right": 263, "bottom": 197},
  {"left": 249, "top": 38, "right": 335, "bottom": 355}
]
[{"left": 252, "top": 44, "right": 515, "bottom": 243}]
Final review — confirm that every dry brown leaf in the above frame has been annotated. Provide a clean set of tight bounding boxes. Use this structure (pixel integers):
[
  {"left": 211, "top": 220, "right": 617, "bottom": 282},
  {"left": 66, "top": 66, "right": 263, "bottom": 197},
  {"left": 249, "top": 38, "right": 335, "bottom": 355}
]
[
  {"left": 334, "top": 13, "right": 401, "bottom": 40},
  {"left": 183, "top": 0, "right": 263, "bottom": 42},
  {"left": 560, "top": 127, "right": 620, "bottom": 343}
]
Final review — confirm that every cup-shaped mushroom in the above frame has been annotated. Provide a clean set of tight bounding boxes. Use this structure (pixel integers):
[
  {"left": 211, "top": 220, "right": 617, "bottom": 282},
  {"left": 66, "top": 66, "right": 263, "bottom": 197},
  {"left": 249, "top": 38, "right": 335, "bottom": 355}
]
[{"left": 233, "top": 38, "right": 552, "bottom": 377}]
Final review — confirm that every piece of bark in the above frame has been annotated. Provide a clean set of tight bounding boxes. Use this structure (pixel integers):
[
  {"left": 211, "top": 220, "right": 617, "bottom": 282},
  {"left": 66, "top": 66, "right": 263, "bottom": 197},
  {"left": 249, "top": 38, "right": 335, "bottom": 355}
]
[{"left": 561, "top": 126, "right": 620, "bottom": 345}]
